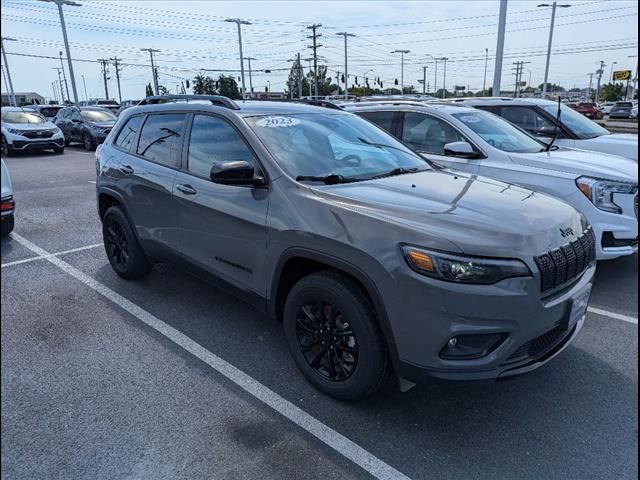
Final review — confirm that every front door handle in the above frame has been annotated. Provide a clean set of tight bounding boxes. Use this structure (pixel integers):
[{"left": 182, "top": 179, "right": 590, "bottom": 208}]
[
  {"left": 176, "top": 183, "right": 197, "bottom": 195},
  {"left": 118, "top": 164, "right": 134, "bottom": 175}
]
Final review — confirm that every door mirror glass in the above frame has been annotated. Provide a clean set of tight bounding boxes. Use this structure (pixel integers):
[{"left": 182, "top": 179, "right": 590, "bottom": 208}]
[
  {"left": 443, "top": 141, "right": 480, "bottom": 159},
  {"left": 536, "top": 120, "right": 556, "bottom": 136},
  {"left": 210, "top": 160, "right": 263, "bottom": 186}
]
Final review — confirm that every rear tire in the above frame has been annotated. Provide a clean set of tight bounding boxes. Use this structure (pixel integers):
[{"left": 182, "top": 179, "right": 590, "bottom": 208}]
[
  {"left": 1, "top": 215, "right": 14, "bottom": 236},
  {"left": 283, "top": 271, "right": 387, "bottom": 401},
  {"left": 102, "top": 206, "right": 151, "bottom": 280}
]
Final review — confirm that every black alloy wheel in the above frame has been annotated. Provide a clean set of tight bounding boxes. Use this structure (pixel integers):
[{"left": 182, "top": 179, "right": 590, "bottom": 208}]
[{"left": 104, "top": 218, "right": 130, "bottom": 271}]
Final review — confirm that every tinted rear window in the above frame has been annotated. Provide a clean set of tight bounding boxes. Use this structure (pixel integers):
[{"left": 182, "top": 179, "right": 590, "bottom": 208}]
[
  {"left": 136, "top": 113, "right": 187, "bottom": 167},
  {"left": 357, "top": 111, "right": 395, "bottom": 133},
  {"left": 114, "top": 115, "right": 144, "bottom": 151},
  {"left": 39, "top": 107, "right": 62, "bottom": 117},
  {"left": 615, "top": 102, "right": 633, "bottom": 107}
]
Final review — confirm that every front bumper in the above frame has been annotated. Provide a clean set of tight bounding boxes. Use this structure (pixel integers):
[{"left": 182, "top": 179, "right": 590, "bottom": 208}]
[
  {"left": 387, "top": 258, "right": 595, "bottom": 384},
  {"left": 8, "top": 136, "right": 64, "bottom": 151}
]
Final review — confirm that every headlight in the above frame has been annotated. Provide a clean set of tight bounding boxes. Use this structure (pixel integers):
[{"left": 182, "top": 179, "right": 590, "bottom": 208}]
[
  {"left": 576, "top": 176, "right": 638, "bottom": 214},
  {"left": 7, "top": 128, "right": 25, "bottom": 135},
  {"left": 401, "top": 246, "right": 531, "bottom": 284}
]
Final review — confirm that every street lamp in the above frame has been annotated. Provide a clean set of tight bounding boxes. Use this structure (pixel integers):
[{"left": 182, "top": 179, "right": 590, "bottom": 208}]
[
  {"left": 39, "top": 0, "right": 82, "bottom": 104},
  {"left": 244, "top": 56, "right": 256, "bottom": 94},
  {"left": 609, "top": 61, "right": 618, "bottom": 83},
  {"left": 440, "top": 57, "right": 449, "bottom": 99},
  {"left": 629, "top": 54, "right": 638, "bottom": 101},
  {"left": 140, "top": 48, "right": 160, "bottom": 95},
  {"left": 336, "top": 32, "right": 355, "bottom": 99},
  {"left": 0, "top": 37, "right": 17, "bottom": 106},
  {"left": 482, "top": 48, "right": 489, "bottom": 96},
  {"left": 426, "top": 54, "right": 439, "bottom": 94},
  {"left": 391, "top": 49, "right": 410, "bottom": 92},
  {"left": 225, "top": 18, "right": 251, "bottom": 98},
  {"left": 538, "top": 2, "right": 571, "bottom": 97}
]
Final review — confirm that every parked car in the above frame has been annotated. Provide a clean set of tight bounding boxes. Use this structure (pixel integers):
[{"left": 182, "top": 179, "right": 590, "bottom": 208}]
[
  {"left": 80, "top": 98, "right": 121, "bottom": 114},
  {"left": 1, "top": 107, "right": 65, "bottom": 156},
  {"left": 26, "top": 104, "right": 65, "bottom": 120},
  {"left": 344, "top": 101, "right": 637, "bottom": 260},
  {"left": 631, "top": 104, "right": 638, "bottom": 119},
  {"left": 601, "top": 102, "right": 616, "bottom": 115},
  {"left": 449, "top": 97, "right": 638, "bottom": 161},
  {"left": 609, "top": 102, "right": 635, "bottom": 119},
  {"left": 55, "top": 106, "right": 117, "bottom": 150},
  {"left": 117, "top": 100, "right": 139, "bottom": 115},
  {"left": 572, "top": 102, "right": 603, "bottom": 120},
  {"left": 1, "top": 158, "right": 15, "bottom": 236},
  {"left": 97, "top": 95, "right": 595, "bottom": 400}
]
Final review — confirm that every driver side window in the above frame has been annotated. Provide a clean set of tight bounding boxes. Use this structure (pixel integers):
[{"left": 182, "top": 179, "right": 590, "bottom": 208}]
[
  {"left": 70, "top": 110, "right": 82, "bottom": 122},
  {"left": 401, "top": 112, "right": 468, "bottom": 155}
]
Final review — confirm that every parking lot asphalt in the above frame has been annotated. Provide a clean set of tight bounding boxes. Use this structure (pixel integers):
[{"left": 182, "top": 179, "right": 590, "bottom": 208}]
[{"left": 1, "top": 148, "right": 638, "bottom": 480}]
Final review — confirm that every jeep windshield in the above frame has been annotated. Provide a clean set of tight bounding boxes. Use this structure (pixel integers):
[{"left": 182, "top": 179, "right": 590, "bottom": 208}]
[
  {"left": 452, "top": 110, "right": 545, "bottom": 153},
  {"left": 1, "top": 111, "right": 46, "bottom": 124},
  {"left": 540, "top": 103, "right": 609, "bottom": 140},
  {"left": 246, "top": 112, "right": 429, "bottom": 182}
]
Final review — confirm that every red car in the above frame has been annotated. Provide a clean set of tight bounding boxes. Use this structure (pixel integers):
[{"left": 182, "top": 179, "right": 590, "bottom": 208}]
[{"left": 572, "top": 102, "right": 604, "bottom": 120}]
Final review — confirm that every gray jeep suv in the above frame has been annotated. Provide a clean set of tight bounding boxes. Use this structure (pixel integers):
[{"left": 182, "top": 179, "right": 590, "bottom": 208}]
[{"left": 96, "top": 95, "right": 595, "bottom": 400}]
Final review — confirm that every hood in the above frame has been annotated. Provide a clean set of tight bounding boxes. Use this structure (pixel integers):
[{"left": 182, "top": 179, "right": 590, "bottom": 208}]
[
  {"left": 3, "top": 121, "right": 58, "bottom": 131},
  {"left": 312, "top": 170, "right": 584, "bottom": 257},
  {"left": 509, "top": 147, "right": 638, "bottom": 181},
  {"left": 577, "top": 133, "right": 638, "bottom": 161}
]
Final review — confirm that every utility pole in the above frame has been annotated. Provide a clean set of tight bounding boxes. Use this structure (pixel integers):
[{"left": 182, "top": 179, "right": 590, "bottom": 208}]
[
  {"left": 81, "top": 74, "right": 88, "bottom": 100},
  {"left": 225, "top": 18, "right": 251, "bottom": 99},
  {"left": 629, "top": 55, "right": 638, "bottom": 101},
  {"left": 140, "top": 48, "right": 160, "bottom": 95},
  {"left": 336, "top": 32, "right": 355, "bottom": 99},
  {"left": 587, "top": 72, "right": 594, "bottom": 101},
  {"left": 512, "top": 61, "right": 522, "bottom": 97},
  {"left": 97, "top": 58, "right": 110, "bottom": 99},
  {"left": 595, "top": 60, "right": 605, "bottom": 103},
  {"left": 1, "top": 37, "right": 17, "bottom": 106},
  {"left": 110, "top": 57, "right": 122, "bottom": 103},
  {"left": 59, "top": 51, "right": 71, "bottom": 104},
  {"left": 297, "top": 52, "right": 302, "bottom": 98},
  {"left": 304, "top": 57, "right": 313, "bottom": 96},
  {"left": 483, "top": 48, "right": 489, "bottom": 95},
  {"left": 492, "top": 0, "right": 508, "bottom": 97},
  {"left": 441, "top": 57, "right": 448, "bottom": 99},
  {"left": 539, "top": 2, "right": 571, "bottom": 97},
  {"left": 306, "top": 24, "right": 322, "bottom": 98},
  {"left": 153, "top": 66, "right": 159, "bottom": 94},
  {"left": 41, "top": 0, "right": 81, "bottom": 104},
  {"left": 244, "top": 56, "right": 256, "bottom": 93},
  {"left": 422, "top": 66, "right": 428, "bottom": 94},
  {"left": 51, "top": 81, "right": 59, "bottom": 103},
  {"left": 52, "top": 67, "right": 65, "bottom": 102},
  {"left": 392, "top": 49, "right": 410, "bottom": 92}
]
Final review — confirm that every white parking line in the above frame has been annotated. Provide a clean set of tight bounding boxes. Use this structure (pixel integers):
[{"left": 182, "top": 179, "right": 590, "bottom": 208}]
[
  {"left": 9, "top": 233, "right": 412, "bottom": 480},
  {"left": 587, "top": 306, "right": 638, "bottom": 325},
  {"left": 1, "top": 243, "right": 102, "bottom": 268}
]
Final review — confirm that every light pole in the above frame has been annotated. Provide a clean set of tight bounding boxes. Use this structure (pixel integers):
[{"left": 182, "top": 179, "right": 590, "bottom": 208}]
[
  {"left": 336, "top": 32, "right": 355, "bottom": 99},
  {"left": 304, "top": 57, "right": 313, "bottom": 96},
  {"left": 492, "top": 0, "right": 508, "bottom": 96},
  {"left": 609, "top": 61, "right": 617, "bottom": 83},
  {"left": 140, "top": 48, "right": 160, "bottom": 95},
  {"left": 482, "top": 48, "right": 489, "bottom": 95},
  {"left": 440, "top": 57, "right": 449, "bottom": 99},
  {"left": 1, "top": 37, "right": 17, "bottom": 106},
  {"left": 225, "top": 18, "right": 251, "bottom": 99},
  {"left": 538, "top": 2, "right": 571, "bottom": 97},
  {"left": 595, "top": 60, "right": 605, "bottom": 103},
  {"left": 39, "top": 0, "right": 81, "bottom": 105},
  {"left": 244, "top": 56, "right": 256, "bottom": 94},
  {"left": 392, "top": 49, "right": 410, "bottom": 93},
  {"left": 426, "top": 54, "right": 439, "bottom": 94},
  {"left": 81, "top": 74, "right": 88, "bottom": 100},
  {"left": 58, "top": 51, "right": 71, "bottom": 102},
  {"left": 629, "top": 55, "right": 638, "bottom": 100},
  {"left": 422, "top": 66, "right": 428, "bottom": 94}
]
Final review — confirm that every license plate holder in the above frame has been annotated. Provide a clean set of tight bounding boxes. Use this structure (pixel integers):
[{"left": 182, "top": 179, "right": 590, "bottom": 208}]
[{"left": 565, "top": 284, "right": 592, "bottom": 330}]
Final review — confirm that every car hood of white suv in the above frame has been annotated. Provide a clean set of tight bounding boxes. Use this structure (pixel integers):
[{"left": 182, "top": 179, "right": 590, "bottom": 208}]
[
  {"left": 3, "top": 121, "right": 59, "bottom": 132},
  {"left": 574, "top": 133, "right": 638, "bottom": 162},
  {"left": 509, "top": 147, "right": 638, "bottom": 183}
]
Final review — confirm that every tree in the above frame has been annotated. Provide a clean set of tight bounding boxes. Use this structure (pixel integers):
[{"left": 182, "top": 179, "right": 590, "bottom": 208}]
[
  {"left": 158, "top": 85, "right": 169, "bottom": 95},
  {"left": 307, "top": 65, "right": 338, "bottom": 96},
  {"left": 192, "top": 74, "right": 216, "bottom": 95},
  {"left": 402, "top": 85, "right": 417, "bottom": 94},
  {"left": 599, "top": 82, "right": 626, "bottom": 102},
  {"left": 218, "top": 74, "right": 241, "bottom": 99},
  {"left": 145, "top": 83, "right": 154, "bottom": 97},
  {"left": 538, "top": 82, "right": 565, "bottom": 92},
  {"left": 284, "top": 59, "right": 309, "bottom": 98}
]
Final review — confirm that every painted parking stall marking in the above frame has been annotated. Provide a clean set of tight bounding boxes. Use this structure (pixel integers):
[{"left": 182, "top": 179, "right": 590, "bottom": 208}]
[
  {"left": 9, "top": 232, "right": 413, "bottom": 480},
  {"left": 1, "top": 243, "right": 103, "bottom": 268}
]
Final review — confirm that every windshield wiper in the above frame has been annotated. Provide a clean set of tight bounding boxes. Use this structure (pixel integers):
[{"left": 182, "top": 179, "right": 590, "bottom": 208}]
[
  {"left": 545, "top": 97, "right": 562, "bottom": 152},
  {"left": 295, "top": 174, "right": 360, "bottom": 185},
  {"left": 368, "top": 167, "right": 424, "bottom": 180}
]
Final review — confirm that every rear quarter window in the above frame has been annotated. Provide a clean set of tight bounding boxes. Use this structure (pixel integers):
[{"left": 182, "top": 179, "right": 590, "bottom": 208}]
[
  {"left": 113, "top": 115, "right": 144, "bottom": 152},
  {"left": 136, "top": 113, "right": 187, "bottom": 168}
]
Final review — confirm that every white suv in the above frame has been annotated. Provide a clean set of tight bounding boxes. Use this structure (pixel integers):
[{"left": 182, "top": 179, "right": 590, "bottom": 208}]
[
  {"left": 447, "top": 97, "right": 637, "bottom": 162},
  {"left": 1, "top": 107, "right": 65, "bottom": 156},
  {"left": 345, "top": 101, "right": 638, "bottom": 260}
]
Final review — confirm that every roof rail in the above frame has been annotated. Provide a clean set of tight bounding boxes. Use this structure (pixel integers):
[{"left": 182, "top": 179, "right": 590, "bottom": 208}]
[
  {"left": 137, "top": 95, "right": 240, "bottom": 110},
  {"left": 262, "top": 98, "right": 344, "bottom": 110}
]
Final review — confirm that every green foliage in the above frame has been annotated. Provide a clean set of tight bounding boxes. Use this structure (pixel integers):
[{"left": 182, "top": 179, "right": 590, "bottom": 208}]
[
  {"left": 599, "top": 82, "right": 626, "bottom": 102},
  {"left": 145, "top": 83, "right": 154, "bottom": 97},
  {"left": 158, "top": 85, "right": 169, "bottom": 95},
  {"left": 538, "top": 82, "right": 565, "bottom": 92},
  {"left": 218, "top": 75, "right": 241, "bottom": 99},
  {"left": 306, "top": 65, "right": 338, "bottom": 96},
  {"left": 284, "top": 59, "right": 309, "bottom": 98},
  {"left": 192, "top": 74, "right": 216, "bottom": 95}
]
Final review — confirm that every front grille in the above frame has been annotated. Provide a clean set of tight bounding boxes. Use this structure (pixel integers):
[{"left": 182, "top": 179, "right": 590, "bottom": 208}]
[
  {"left": 504, "top": 324, "right": 572, "bottom": 365},
  {"left": 534, "top": 227, "right": 595, "bottom": 294},
  {"left": 22, "top": 129, "right": 54, "bottom": 139}
]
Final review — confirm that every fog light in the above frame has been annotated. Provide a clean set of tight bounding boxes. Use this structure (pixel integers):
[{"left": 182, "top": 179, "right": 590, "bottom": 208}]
[{"left": 440, "top": 333, "right": 507, "bottom": 360}]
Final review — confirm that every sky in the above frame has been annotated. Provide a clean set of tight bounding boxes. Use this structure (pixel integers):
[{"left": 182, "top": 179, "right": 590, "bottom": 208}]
[{"left": 1, "top": 0, "right": 638, "bottom": 102}]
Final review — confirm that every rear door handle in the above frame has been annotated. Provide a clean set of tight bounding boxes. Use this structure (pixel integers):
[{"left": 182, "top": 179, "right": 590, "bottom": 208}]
[
  {"left": 176, "top": 184, "right": 197, "bottom": 195},
  {"left": 118, "top": 164, "right": 134, "bottom": 175}
]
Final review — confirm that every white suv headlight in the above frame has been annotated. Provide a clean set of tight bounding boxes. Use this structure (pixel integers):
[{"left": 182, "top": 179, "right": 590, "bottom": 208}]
[
  {"left": 7, "top": 128, "right": 25, "bottom": 135},
  {"left": 576, "top": 176, "right": 638, "bottom": 214}
]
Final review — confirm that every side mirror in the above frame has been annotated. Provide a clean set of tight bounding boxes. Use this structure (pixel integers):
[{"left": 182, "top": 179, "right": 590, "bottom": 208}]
[
  {"left": 443, "top": 141, "right": 481, "bottom": 159},
  {"left": 210, "top": 160, "right": 265, "bottom": 186},
  {"left": 536, "top": 121, "right": 556, "bottom": 136}
]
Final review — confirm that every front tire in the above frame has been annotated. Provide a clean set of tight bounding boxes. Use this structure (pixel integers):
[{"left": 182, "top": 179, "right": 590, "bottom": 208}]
[
  {"left": 102, "top": 206, "right": 151, "bottom": 280},
  {"left": 82, "top": 132, "right": 95, "bottom": 151},
  {"left": 283, "top": 271, "right": 387, "bottom": 401},
  {"left": 53, "top": 146, "right": 64, "bottom": 154},
  {"left": 1, "top": 135, "right": 13, "bottom": 157}
]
